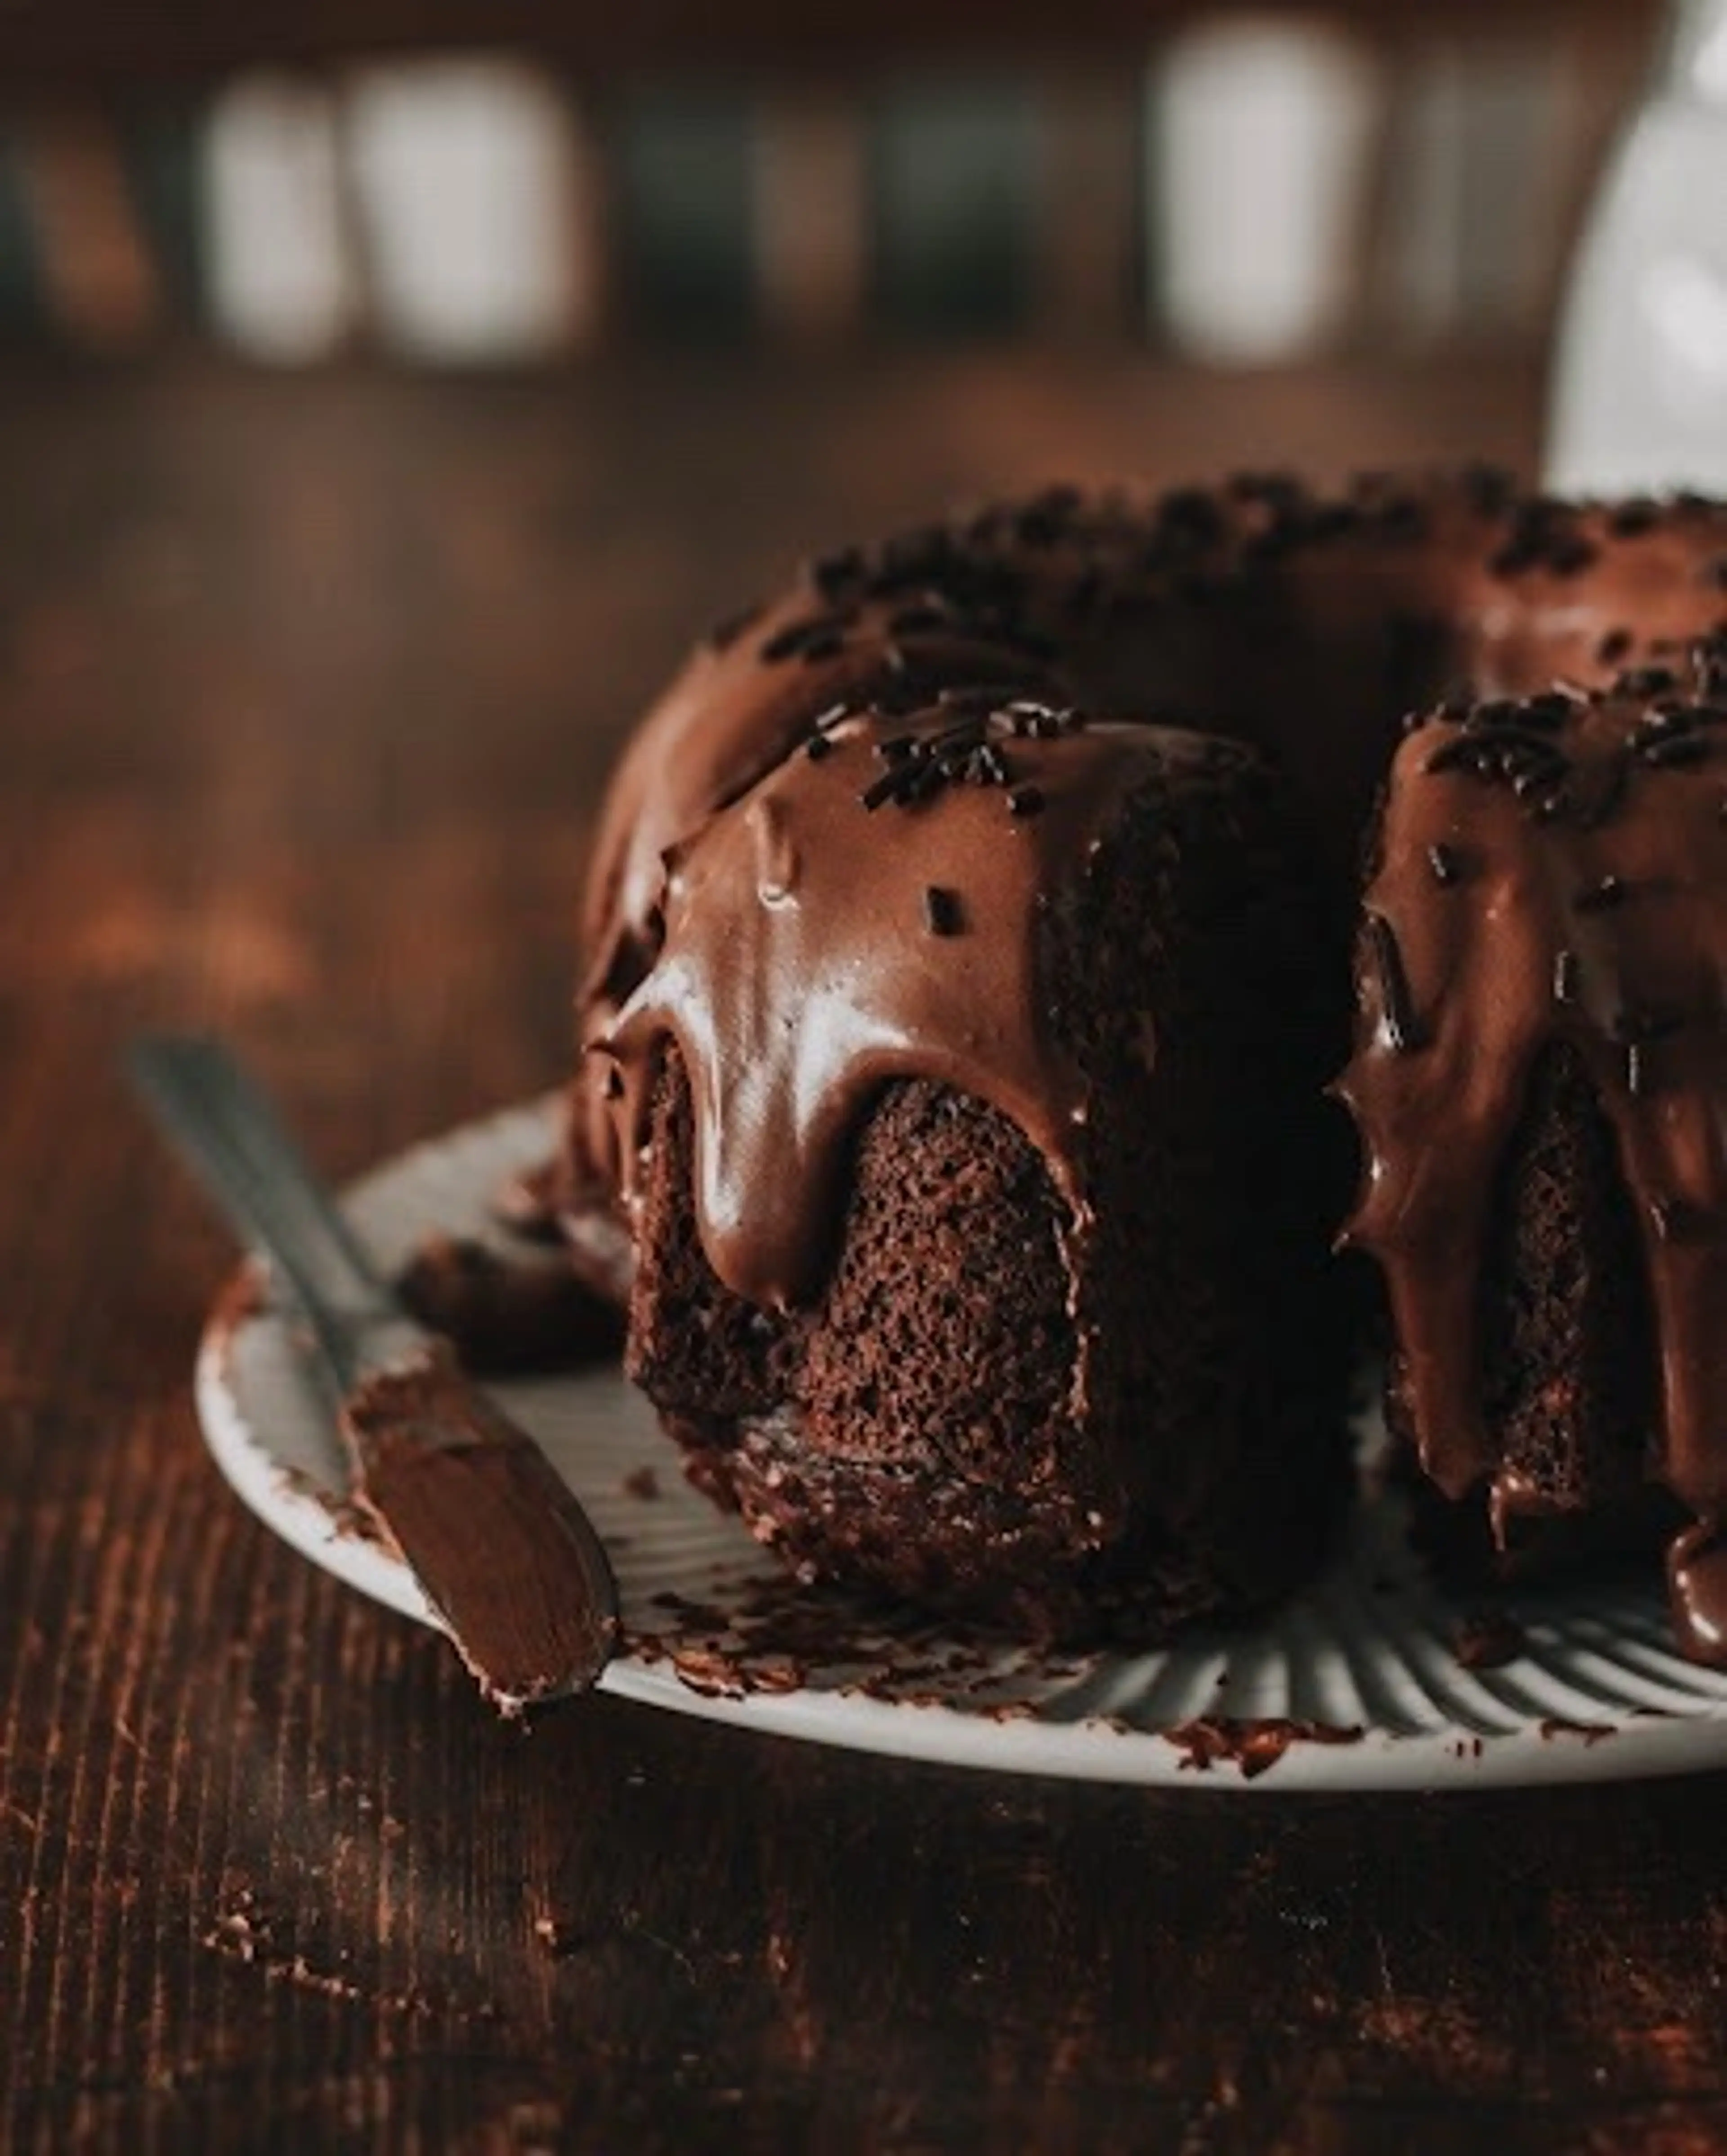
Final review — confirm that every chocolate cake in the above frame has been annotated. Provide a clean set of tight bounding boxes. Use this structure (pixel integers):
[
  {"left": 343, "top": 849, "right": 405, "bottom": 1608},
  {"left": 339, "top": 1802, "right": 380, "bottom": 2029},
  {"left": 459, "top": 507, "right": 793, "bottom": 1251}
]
[
  {"left": 1338, "top": 631, "right": 1727, "bottom": 1665},
  {"left": 552, "top": 472, "right": 1727, "bottom": 1646},
  {"left": 591, "top": 705, "right": 1352, "bottom": 1636}
]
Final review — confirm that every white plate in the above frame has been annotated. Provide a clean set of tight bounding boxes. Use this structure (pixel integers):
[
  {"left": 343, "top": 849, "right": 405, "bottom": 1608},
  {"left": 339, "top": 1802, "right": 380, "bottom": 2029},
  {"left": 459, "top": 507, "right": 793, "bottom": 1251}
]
[{"left": 195, "top": 1098, "right": 1727, "bottom": 1790}]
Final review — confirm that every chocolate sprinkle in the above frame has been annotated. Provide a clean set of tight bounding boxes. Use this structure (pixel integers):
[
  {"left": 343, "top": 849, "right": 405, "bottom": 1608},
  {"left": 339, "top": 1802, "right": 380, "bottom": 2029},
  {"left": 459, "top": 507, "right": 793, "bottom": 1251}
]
[
  {"left": 888, "top": 603, "right": 952, "bottom": 637},
  {"left": 841, "top": 701, "right": 1084, "bottom": 816},
  {"left": 1618, "top": 664, "right": 1679, "bottom": 698},
  {"left": 1460, "top": 462, "right": 1517, "bottom": 515},
  {"left": 1365, "top": 912, "right": 1421, "bottom": 1053},
  {"left": 807, "top": 545, "right": 865, "bottom": 600},
  {"left": 1427, "top": 842, "right": 1465, "bottom": 886},
  {"left": 1614, "top": 1006, "right": 1683, "bottom": 1045},
  {"left": 1653, "top": 1196, "right": 1709, "bottom": 1243},
  {"left": 1642, "top": 732, "right": 1710, "bottom": 769},
  {"left": 1609, "top": 501, "right": 1660, "bottom": 539},
  {"left": 1423, "top": 714, "right": 1574, "bottom": 818},
  {"left": 923, "top": 885, "right": 963, "bottom": 936},
  {"left": 1547, "top": 533, "right": 1599, "bottom": 577},
  {"left": 760, "top": 613, "right": 850, "bottom": 664},
  {"left": 706, "top": 601, "right": 763, "bottom": 653},
  {"left": 1425, "top": 737, "right": 1483, "bottom": 777}
]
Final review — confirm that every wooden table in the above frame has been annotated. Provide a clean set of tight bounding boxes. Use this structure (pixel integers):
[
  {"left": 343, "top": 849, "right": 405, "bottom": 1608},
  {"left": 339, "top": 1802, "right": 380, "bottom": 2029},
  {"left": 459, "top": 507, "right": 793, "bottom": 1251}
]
[{"left": 4, "top": 348, "right": 1725, "bottom": 2156}]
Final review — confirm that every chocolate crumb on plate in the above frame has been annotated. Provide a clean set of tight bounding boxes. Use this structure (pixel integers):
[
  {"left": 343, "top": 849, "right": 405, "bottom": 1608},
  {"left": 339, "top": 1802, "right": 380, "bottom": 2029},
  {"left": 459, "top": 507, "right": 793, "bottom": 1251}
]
[
  {"left": 1160, "top": 1718, "right": 1365, "bottom": 1781},
  {"left": 1453, "top": 1608, "right": 1528, "bottom": 1670},
  {"left": 1539, "top": 1717, "right": 1617, "bottom": 1746}
]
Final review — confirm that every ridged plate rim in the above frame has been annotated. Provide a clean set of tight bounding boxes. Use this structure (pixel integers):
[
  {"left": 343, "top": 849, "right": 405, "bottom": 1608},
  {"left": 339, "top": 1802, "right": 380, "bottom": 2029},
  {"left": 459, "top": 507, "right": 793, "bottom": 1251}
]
[{"left": 193, "top": 1096, "right": 1727, "bottom": 1790}]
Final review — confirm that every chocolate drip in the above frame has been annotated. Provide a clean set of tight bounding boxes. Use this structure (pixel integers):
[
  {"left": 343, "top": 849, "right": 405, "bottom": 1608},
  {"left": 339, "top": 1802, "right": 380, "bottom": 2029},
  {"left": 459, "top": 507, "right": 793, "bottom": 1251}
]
[
  {"left": 564, "top": 476, "right": 1727, "bottom": 1655},
  {"left": 577, "top": 485, "right": 1727, "bottom": 1275},
  {"left": 598, "top": 711, "right": 1217, "bottom": 1310},
  {"left": 1337, "top": 656, "right": 1727, "bottom": 1655},
  {"left": 580, "top": 479, "right": 1727, "bottom": 1125}
]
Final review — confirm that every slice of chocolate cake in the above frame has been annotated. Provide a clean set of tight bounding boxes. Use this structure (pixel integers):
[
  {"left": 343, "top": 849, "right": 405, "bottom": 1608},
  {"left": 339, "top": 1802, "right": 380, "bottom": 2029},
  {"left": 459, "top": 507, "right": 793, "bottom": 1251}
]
[
  {"left": 589, "top": 701, "right": 1355, "bottom": 1639},
  {"left": 1337, "top": 633, "right": 1727, "bottom": 1662}
]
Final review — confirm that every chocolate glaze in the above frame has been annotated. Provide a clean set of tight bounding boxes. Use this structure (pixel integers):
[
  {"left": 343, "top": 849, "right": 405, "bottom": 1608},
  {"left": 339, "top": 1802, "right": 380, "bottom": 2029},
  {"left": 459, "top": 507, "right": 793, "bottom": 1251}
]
[
  {"left": 597, "top": 706, "right": 1236, "bottom": 1310},
  {"left": 1336, "top": 633, "right": 1727, "bottom": 1663},
  {"left": 563, "top": 473, "right": 1727, "bottom": 1643},
  {"left": 572, "top": 475, "right": 1727, "bottom": 1211}
]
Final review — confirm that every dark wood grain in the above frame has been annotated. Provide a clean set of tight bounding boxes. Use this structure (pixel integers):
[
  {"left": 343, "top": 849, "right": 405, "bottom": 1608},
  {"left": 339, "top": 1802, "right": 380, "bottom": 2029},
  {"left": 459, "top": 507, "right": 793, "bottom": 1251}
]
[{"left": 5, "top": 349, "right": 1727, "bottom": 2156}]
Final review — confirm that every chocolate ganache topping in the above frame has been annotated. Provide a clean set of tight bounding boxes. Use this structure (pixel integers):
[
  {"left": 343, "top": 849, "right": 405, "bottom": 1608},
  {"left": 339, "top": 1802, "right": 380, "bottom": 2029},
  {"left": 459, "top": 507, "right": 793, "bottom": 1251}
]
[
  {"left": 1335, "top": 631, "right": 1727, "bottom": 1659},
  {"left": 558, "top": 473, "right": 1727, "bottom": 1643},
  {"left": 594, "top": 699, "right": 1244, "bottom": 1311},
  {"left": 573, "top": 477, "right": 1727, "bottom": 1200}
]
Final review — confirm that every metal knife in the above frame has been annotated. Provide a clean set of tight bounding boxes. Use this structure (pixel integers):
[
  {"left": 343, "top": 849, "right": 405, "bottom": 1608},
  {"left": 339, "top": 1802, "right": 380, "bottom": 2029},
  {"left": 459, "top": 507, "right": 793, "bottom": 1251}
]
[{"left": 129, "top": 1034, "right": 620, "bottom": 1712}]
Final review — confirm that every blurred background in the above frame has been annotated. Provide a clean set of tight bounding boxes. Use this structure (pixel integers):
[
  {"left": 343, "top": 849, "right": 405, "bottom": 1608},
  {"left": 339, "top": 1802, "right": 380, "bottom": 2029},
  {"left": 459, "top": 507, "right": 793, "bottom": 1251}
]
[
  {"left": 0, "top": 0, "right": 1721, "bottom": 1018},
  {"left": 0, "top": 6, "right": 1653, "bottom": 361},
  {"left": 0, "top": 0, "right": 1718, "bottom": 492}
]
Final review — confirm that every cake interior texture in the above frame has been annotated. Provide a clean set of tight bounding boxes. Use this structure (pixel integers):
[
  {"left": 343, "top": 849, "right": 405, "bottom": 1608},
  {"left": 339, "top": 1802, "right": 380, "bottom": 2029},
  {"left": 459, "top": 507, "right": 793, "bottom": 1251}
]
[
  {"left": 1388, "top": 1040, "right": 1681, "bottom": 1582},
  {"left": 616, "top": 726, "right": 1355, "bottom": 1638},
  {"left": 1341, "top": 638, "right": 1727, "bottom": 1660}
]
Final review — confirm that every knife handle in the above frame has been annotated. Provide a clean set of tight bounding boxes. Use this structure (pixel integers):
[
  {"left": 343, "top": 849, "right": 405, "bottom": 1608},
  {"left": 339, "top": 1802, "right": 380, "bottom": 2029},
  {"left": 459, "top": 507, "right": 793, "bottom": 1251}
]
[
  {"left": 133, "top": 1033, "right": 621, "bottom": 1704},
  {"left": 129, "top": 1036, "right": 415, "bottom": 1387}
]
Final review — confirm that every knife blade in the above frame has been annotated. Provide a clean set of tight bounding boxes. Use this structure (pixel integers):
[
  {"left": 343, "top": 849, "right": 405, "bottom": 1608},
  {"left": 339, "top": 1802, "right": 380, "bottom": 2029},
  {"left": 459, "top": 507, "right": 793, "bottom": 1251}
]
[{"left": 129, "top": 1034, "right": 620, "bottom": 1711}]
